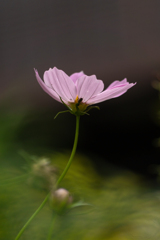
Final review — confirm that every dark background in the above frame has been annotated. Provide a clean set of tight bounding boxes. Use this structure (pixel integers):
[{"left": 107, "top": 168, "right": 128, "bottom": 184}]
[{"left": 1, "top": 0, "right": 160, "bottom": 178}]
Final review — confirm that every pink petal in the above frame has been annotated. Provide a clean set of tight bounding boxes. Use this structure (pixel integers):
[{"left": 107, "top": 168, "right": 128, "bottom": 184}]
[
  {"left": 107, "top": 78, "right": 128, "bottom": 89},
  {"left": 34, "top": 69, "right": 61, "bottom": 102},
  {"left": 87, "top": 80, "right": 136, "bottom": 104},
  {"left": 43, "top": 67, "right": 77, "bottom": 102},
  {"left": 76, "top": 75, "right": 104, "bottom": 102},
  {"left": 70, "top": 71, "right": 85, "bottom": 83}
]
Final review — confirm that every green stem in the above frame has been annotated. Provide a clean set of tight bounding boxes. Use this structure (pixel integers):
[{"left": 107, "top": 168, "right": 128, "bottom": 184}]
[
  {"left": 56, "top": 115, "right": 80, "bottom": 185},
  {"left": 15, "top": 194, "right": 49, "bottom": 240},
  {"left": 47, "top": 214, "right": 57, "bottom": 240},
  {"left": 14, "top": 115, "right": 80, "bottom": 240}
]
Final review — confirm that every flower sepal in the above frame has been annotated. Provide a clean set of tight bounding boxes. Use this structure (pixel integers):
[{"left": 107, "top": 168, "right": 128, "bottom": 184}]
[
  {"left": 54, "top": 110, "right": 71, "bottom": 119},
  {"left": 54, "top": 97, "right": 100, "bottom": 118},
  {"left": 85, "top": 105, "right": 100, "bottom": 113}
]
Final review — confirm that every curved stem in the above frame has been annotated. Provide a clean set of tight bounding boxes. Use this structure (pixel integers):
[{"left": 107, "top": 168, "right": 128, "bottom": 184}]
[
  {"left": 15, "top": 193, "right": 49, "bottom": 240},
  {"left": 56, "top": 115, "right": 80, "bottom": 185},
  {"left": 14, "top": 115, "right": 80, "bottom": 240}
]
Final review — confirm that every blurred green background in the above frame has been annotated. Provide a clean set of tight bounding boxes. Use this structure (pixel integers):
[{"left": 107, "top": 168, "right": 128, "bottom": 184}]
[
  {"left": 0, "top": 97, "right": 160, "bottom": 239},
  {"left": 1, "top": 0, "right": 160, "bottom": 239}
]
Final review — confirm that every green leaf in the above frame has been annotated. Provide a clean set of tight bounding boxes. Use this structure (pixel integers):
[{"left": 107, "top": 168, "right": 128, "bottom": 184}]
[{"left": 70, "top": 200, "right": 93, "bottom": 209}]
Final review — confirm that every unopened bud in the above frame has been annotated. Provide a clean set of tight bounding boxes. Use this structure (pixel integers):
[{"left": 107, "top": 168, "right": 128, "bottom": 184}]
[
  {"left": 50, "top": 188, "right": 73, "bottom": 214},
  {"left": 28, "top": 158, "right": 57, "bottom": 190}
]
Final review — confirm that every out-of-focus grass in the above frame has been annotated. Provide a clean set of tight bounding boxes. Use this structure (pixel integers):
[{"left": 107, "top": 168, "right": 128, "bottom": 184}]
[
  {"left": 1, "top": 108, "right": 160, "bottom": 239},
  {"left": 1, "top": 153, "right": 160, "bottom": 240}
]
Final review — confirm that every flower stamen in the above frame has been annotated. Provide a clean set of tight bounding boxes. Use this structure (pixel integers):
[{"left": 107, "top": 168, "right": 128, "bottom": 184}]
[{"left": 75, "top": 95, "right": 79, "bottom": 104}]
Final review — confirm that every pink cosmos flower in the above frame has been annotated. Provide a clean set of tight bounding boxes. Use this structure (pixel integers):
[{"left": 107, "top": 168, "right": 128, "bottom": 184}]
[{"left": 35, "top": 67, "right": 136, "bottom": 115}]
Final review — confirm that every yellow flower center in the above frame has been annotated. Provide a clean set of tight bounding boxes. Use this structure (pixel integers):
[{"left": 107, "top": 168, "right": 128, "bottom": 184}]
[{"left": 68, "top": 95, "right": 88, "bottom": 114}]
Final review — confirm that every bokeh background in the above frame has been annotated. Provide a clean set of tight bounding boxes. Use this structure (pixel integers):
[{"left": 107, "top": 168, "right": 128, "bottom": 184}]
[{"left": 1, "top": 1, "right": 160, "bottom": 239}]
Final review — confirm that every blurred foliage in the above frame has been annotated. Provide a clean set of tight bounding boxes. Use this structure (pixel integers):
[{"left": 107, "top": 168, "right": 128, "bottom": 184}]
[
  {"left": 0, "top": 107, "right": 25, "bottom": 156},
  {"left": 1, "top": 152, "right": 160, "bottom": 239},
  {"left": 1, "top": 107, "right": 160, "bottom": 239}
]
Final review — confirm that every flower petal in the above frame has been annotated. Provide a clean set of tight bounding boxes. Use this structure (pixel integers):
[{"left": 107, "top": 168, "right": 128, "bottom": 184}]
[
  {"left": 107, "top": 78, "right": 128, "bottom": 89},
  {"left": 70, "top": 71, "right": 85, "bottom": 83},
  {"left": 43, "top": 67, "right": 77, "bottom": 102},
  {"left": 77, "top": 75, "right": 104, "bottom": 102},
  {"left": 34, "top": 69, "right": 61, "bottom": 102},
  {"left": 87, "top": 79, "right": 136, "bottom": 104}
]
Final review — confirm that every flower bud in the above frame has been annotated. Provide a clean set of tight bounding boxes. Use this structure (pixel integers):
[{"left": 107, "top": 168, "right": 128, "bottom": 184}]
[
  {"left": 28, "top": 158, "right": 57, "bottom": 190},
  {"left": 50, "top": 188, "right": 73, "bottom": 214}
]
